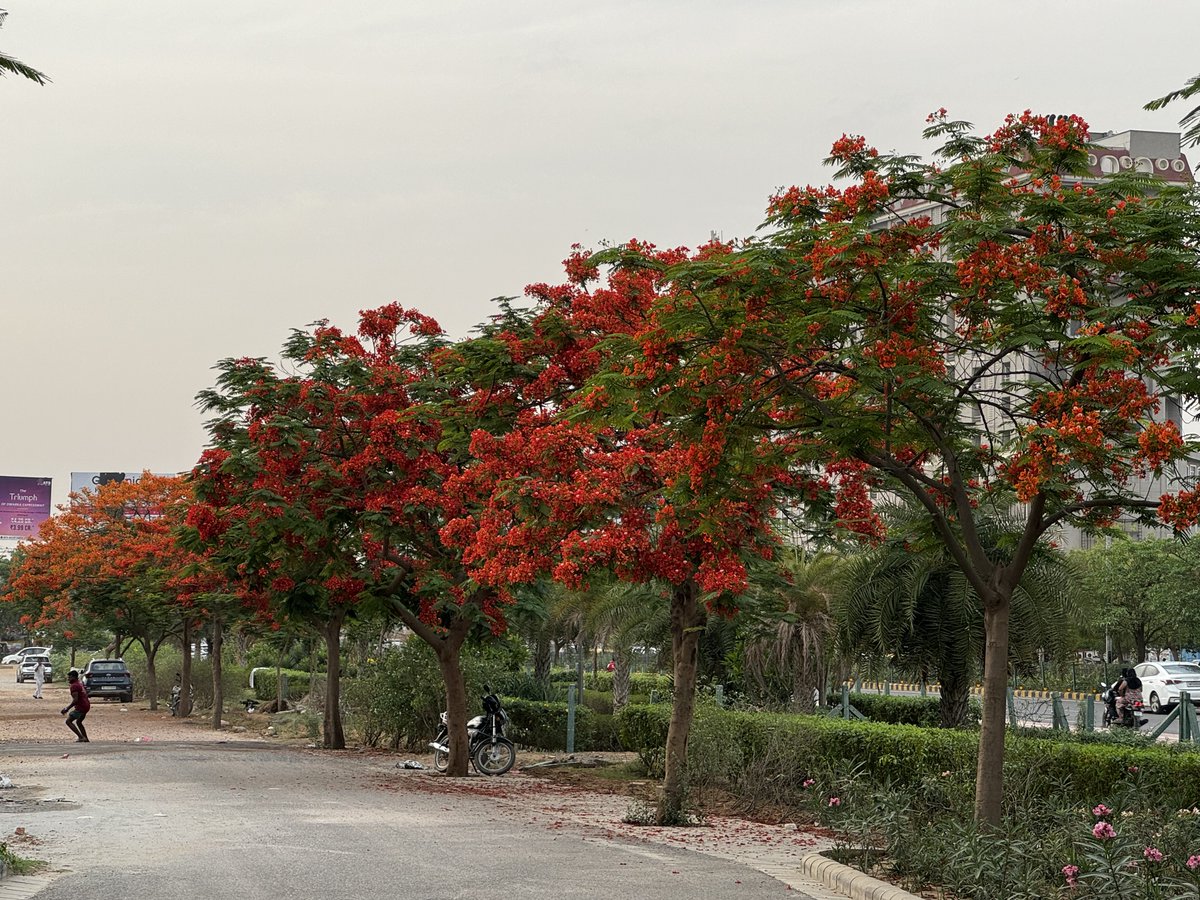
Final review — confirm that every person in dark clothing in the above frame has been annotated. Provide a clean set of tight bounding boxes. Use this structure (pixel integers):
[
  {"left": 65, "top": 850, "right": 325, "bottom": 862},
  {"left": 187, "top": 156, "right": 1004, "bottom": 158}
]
[
  {"left": 61, "top": 669, "right": 91, "bottom": 742},
  {"left": 1117, "top": 667, "right": 1143, "bottom": 716}
]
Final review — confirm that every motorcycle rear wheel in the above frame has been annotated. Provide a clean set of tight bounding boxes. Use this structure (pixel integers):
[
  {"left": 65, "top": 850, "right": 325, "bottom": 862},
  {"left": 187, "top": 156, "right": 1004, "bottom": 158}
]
[
  {"left": 433, "top": 747, "right": 450, "bottom": 773},
  {"left": 472, "top": 738, "right": 516, "bottom": 776}
]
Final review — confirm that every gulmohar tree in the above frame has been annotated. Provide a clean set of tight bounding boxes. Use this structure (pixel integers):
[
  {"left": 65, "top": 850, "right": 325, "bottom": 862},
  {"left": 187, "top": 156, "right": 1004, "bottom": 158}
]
[
  {"left": 444, "top": 248, "right": 857, "bottom": 823},
  {"left": 4, "top": 474, "right": 221, "bottom": 712},
  {"left": 591, "top": 112, "right": 1200, "bottom": 826},
  {"left": 187, "top": 306, "right": 525, "bottom": 768}
]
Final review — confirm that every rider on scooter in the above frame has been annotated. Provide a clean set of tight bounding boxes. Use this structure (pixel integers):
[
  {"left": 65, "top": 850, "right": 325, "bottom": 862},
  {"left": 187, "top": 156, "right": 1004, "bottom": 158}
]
[{"left": 1116, "top": 667, "right": 1143, "bottom": 718}]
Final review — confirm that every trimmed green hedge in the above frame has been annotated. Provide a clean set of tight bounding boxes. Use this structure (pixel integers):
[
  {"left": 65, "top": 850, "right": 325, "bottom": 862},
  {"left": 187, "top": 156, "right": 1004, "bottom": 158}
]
[
  {"left": 584, "top": 671, "right": 673, "bottom": 695},
  {"left": 847, "top": 692, "right": 982, "bottom": 727},
  {"left": 614, "top": 703, "right": 1200, "bottom": 808},
  {"left": 502, "top": 697, "right": 622, "bottom": 752}
]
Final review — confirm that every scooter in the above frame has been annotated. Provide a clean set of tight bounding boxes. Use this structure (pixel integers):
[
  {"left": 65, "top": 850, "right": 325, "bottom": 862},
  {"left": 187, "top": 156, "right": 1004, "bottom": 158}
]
[
  {"left": 429, "top": 686, "right": 516, "bottom": 776},
  {"left": 1100, "top": 681, "right": 1148, "bottom": 729}
]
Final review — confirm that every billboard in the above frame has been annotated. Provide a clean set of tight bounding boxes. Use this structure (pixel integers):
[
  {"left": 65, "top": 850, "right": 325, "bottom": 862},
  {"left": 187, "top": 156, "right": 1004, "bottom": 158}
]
[
  {"left": 0, "top": 476, "right": 53, "bottom": 539},
  {"left": 70, "top": 472, "right": 175, "bottom": 495}
]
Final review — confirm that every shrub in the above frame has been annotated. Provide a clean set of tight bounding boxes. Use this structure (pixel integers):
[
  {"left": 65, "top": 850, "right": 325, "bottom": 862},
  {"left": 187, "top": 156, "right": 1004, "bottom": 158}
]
[
  {"left": 615, "top": 702, "right": 1200, "bottom": 811},
  {"left": 504, "top": 698, "right": 591, "bottom": 751},
  {"left": 252, "top": 668, "right": 313, "bottom": 702},
  {"left": 847, "top": 693, "right": 982, "bottom": 728},
  {"left": 499, "top": 698, "right": 625, "bottom": 751},
  {"left": 584, "top": 671, "right": 673, "bottom": 696},
  {"left": 582, "top": 689, "right": 613, "bottom": 715},
  {"left": 342, "top": 638, "right": 522, "bottom": 750}
]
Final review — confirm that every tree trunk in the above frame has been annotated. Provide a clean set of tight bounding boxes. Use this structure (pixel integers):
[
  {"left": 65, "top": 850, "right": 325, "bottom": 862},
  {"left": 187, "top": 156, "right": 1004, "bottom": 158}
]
[
  {"left": 939, "top": 664, "right": 972, "bottom": 728},
  {"left": 322, "top": 609, "right": 346, "bottom": 749},
  {"left": 533, "top": 632, "right": 552, "bottom": 686},
  {"left": 436, "top": 642, "right": 471, "bottom": 776},
  {"left": 234, "top": 627, "right": 250, "bottom": 667},
  {"left": 613, "top": 646, "right": 632, "bottom": 711},
  {"left": 1134, "top": 624, "right": 1148, "bottom": 665},
  {"left": 658, "top": 578, "right": 706, "bottom": 825},
  {"left": 210, "top": 617, "right": 224, "bottom": 730},
  {"left": 143, "top": 638, "right": 159, "bottom": 711},
  {"left": 179, "top": 617, "right": 194, "bottom": 718},
  {"left": 974, "top": 598, "right": 1011, "bottom": 827},
  {"left": 576, "top": 635, "right": 586, "bottom": 699}
]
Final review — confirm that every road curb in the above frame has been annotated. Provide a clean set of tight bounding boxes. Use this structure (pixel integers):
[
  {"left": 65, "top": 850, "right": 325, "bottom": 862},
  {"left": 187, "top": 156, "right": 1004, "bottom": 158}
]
[
  {"left": 0, "top": 875, "right": 55, "bottom": 900},
  {"left": 795, "top": 852, "right": 923, "bottom": 900}
]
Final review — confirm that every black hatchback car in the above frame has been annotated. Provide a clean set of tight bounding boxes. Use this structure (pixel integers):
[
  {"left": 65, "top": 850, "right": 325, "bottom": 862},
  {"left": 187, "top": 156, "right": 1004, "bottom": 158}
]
[{"left": 82, "top": 659, "right": 134, "bottom": 703}]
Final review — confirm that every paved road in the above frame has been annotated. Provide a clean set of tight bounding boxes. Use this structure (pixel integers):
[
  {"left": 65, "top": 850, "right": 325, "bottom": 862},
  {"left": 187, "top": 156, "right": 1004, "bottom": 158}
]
[
  {"left": 0, "top": 742, "right": 834, "bottom": 900},
  {"left": 868, "top": 688, "right": 1185, "bottom": 739}
]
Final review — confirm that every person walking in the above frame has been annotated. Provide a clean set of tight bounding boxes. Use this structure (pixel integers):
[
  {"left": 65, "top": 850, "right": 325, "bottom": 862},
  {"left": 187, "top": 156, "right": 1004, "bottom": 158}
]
[
  {"left": 32, "top": 657, "right": 45, "bottom": 699},
  {"left": 61, "top": 669, "right": 91, "bottom": 742}
]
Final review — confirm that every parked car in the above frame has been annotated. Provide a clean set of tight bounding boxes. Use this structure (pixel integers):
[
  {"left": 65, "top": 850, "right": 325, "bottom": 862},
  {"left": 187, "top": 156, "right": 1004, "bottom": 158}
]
[
  {"left": 2, "top": 646, "right": 52, "bottom": 666},
  {"left": 1133, "top": 661, "right": 1200, "bottom": 712},
  {"left": 82, "top": 659, "right": 134, "bottom": 703},
  {"left": 16, "top": 654, "right": 51, "bottom": 683}
]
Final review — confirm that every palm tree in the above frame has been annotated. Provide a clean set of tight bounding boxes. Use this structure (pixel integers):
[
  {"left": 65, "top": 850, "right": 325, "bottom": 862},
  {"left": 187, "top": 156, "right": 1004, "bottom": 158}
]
[
  {"left": 1146, "top": 73, "right": 1200, "bottom": 147},
  {"left": 543, "top": 579, "right": 672, "bottom": 710},
  {"left": 833, "top": 503, "right": 1076, "bottom": 727},
  {"left": 740, "top": 550, "right": 841, "bottom": 712},
  {"left": 0, "top": 10, "right": 50, "bottom": 85}
]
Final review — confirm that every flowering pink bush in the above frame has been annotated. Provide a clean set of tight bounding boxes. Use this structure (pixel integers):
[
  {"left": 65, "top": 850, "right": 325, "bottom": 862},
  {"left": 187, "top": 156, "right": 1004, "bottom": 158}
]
[
  {"left": 1062, "top": 864, "right": 1079, "bottom": 887},
  {"left": 1092, "top": 804, "right": 1112, "bottom": 818},
  {"left": 1188, "top": 854, "right": 1200, "bottom": 871},
  {"left": 1143, "top": 847, "right": 1163, "bottom": 863},
  {"left": 828, "top": 796, "right": 841, "bottom": 807},
  {"left": 802, "top": 778, "right": 815, "bottom": 788},
  {"left": 1092, "top": 821, "right": 1116, "bottom": 840}
]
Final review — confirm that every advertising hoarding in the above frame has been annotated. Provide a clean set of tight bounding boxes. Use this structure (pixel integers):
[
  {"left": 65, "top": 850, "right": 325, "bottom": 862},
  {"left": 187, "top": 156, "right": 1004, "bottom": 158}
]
[
  {"left": 0, "top": 476, "right": 53, "bottom": 539},
  {"left": 70, "top": 472, "right": 174, "bottom": 496}
]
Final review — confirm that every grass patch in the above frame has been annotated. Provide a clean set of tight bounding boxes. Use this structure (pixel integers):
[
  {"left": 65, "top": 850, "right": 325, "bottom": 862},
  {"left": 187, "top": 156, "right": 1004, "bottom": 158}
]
[{"left": 1, "top": 842, "right": 46, "bottom": 876}]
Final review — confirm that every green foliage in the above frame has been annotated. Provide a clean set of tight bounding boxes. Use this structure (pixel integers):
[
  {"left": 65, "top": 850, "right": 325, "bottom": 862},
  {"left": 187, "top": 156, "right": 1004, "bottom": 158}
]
[
  {"left": 1073, "top": 538, "right": 1200, "bottom": 660},
  {"left": 251, "top": 668, "right": 313, "bottom": 702},
  {"left": 492, "top": 669, "right": 566, "bottom": 702},
  {"left": 503, "top": 698, "right": 589, "bottom": 751},
  {"left": 615, "top": 703, "right": 1200, "bottom": 809},
  {"left": 499, "top": 698, "right": 622, "bottom": 751},
  {"left": 583, "top": 670, "right": 673, "bottom": 695},
  {"left": 342, "top": 637, "right": 520, "bottom": 750},
  {"left": 0, "top": 842, "right": 41, "bottom": 877},
  {"left": 848, "top": 693, "right": 982, "bottom": 728},
  {"left": 245, "top": 636, "right": 315, "bottom": 672},
  {"left": 1146, "top": 72, "right": 1200, "bottom": 148}
]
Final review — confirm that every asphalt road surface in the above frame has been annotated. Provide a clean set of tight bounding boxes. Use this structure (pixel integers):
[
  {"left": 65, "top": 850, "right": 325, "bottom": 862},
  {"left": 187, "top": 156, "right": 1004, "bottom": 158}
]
[{"left": 0, "top": 741, "right": 836, "bottom": 900}]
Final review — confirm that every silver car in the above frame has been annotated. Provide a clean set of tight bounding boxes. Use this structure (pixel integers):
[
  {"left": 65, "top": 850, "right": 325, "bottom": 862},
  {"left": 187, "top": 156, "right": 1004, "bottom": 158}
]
[
  {"left": 1133, "top": 662, "right": 1200, "bottom": 712},
  {"left": 2, "top": 645, "right": 51, "bottom": 666}
]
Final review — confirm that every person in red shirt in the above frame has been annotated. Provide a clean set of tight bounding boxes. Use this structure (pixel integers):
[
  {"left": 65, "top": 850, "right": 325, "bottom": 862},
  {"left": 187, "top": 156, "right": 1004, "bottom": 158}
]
[{"left": 61, "top": 669, "right": 91, "bottom": 743}]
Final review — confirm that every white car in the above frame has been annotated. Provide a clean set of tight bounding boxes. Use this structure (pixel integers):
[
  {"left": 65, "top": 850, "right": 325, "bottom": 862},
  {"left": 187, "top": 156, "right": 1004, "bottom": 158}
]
[
  {"left": 2, "top": 646, "right": 52, "bottom": 666},
  {"left": 16, "top": 655, "right": 51, "bottom": 683},
  {"left": 1133, "top": 661, "right": 1200, "bottom": 712}
]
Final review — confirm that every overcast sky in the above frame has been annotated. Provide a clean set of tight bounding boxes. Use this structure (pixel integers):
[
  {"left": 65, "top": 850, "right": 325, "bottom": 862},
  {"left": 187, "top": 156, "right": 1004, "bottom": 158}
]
[{"left": 3, "top": 0, "right": 1199, "bottom": 515}]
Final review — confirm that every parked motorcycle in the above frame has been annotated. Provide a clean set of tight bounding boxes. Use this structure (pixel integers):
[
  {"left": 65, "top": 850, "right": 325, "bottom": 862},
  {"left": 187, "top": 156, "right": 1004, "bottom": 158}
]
[
  {"left": 168, "top": 682, "right": 182, "bottom": 717},
  {"left": 1100, "top": 680, "right": 1148, "bottom": 729},
  {"left": 429, "top": 686, "right": 516, "bottom": 776}
]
